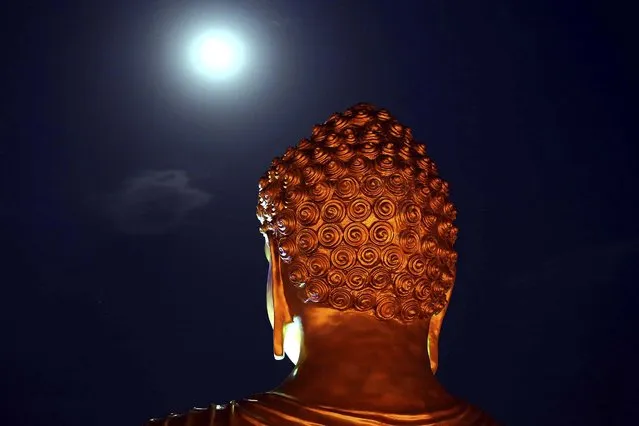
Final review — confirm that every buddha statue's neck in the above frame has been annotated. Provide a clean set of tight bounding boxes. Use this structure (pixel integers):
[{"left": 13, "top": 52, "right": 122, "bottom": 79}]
[{"left": 275, "top": 309, "right": 458, "bottom": 413}]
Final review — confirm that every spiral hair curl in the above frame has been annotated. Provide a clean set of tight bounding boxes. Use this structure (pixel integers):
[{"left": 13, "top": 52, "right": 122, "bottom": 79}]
[{"left": 257, "top": 103, "right": 458, "bottom": 322}]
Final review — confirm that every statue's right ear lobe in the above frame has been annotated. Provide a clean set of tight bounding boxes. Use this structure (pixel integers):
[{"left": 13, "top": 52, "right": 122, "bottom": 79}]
[{"left": 268, "top": 238, "right": 293, "bottom": 360}]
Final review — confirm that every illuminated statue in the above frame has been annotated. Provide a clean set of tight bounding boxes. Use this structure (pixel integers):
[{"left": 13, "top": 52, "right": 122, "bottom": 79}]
[{"left": 146, "top": 103, "right": 498, "bottom": 425}]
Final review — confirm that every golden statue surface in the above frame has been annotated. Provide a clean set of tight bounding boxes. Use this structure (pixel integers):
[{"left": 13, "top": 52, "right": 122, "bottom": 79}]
[{"left": 146, "top": 104, "right": 498, "bottom": 425}]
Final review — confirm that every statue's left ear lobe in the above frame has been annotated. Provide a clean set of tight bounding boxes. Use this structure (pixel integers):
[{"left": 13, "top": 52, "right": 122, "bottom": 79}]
[
  {"left": 268, "top": 238, "right": 293, "bottom": 360},
  {"left": 428, "top": 315, "right": 442, "bottom": 374},
  {"left": 427, "top": 285, "right": 454, "bottom": 374}
]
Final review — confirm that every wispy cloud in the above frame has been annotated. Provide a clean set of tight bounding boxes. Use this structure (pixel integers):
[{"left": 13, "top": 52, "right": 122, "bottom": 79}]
[{"left": 99, "top": 170, "right": 212, "bottom": 235}]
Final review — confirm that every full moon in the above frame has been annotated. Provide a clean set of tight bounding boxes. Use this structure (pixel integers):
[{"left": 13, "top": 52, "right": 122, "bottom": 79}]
[{"left": 190, "top": 30, "right": 246, "bottom": 80}]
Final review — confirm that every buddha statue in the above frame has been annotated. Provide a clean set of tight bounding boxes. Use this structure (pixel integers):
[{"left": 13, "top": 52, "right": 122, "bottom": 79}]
[{"left": 146, "top": 103, "right": 498, "bottom": 425}]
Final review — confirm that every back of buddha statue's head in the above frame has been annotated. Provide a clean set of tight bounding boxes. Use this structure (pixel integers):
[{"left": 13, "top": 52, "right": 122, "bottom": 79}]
[{"left": 257, "top": 103, "right": 458, "bottom": 322}]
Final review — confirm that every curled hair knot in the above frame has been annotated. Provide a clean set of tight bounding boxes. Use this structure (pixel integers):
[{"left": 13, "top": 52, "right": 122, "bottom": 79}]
[
  {"left": 309, "top": 182, "right": 333, "bottom": 203},
  {"left": 321, "top": 200, "right": 346, "bottom": 223},
  {"left": 347, "top": 198, "right": 372, "bottom": 221},
  {"left": 375, "top": 295, "right": 399, "bottom": 320},
  {"left": 344, "top": 223, "right": 369, "bottom": 247},
  {"left": 329, "top": 288, "right": 352, "bottom": 310},
  {"left": 335, "top": 176, "right": 360, "bottom": 200}
]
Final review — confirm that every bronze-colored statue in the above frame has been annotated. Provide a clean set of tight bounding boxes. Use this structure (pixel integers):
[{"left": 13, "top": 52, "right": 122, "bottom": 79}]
[{"left": 147, "top": 104, "right": 498, "bottom": 425}]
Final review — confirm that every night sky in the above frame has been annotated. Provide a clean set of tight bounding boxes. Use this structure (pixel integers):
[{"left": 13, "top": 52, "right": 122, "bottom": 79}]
[{"left": 2, "top": 1, "right": 637, "bottom": 425}]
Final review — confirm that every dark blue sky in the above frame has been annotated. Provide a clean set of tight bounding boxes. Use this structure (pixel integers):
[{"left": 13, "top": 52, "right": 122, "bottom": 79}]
[{"left": 2, "top": 1, "right": 637, "bottom": 425}]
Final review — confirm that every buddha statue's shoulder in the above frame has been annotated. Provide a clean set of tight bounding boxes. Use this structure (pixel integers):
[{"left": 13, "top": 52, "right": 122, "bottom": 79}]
[
  {"left": 145, "top": 403, "right": 235, "bottom": 426},
  {"left": 144, "top": 395, "right": 303, "bottom": 426},
  {"left": 455, "top": 403, "right": 500, "bottom": 425},
  {"left": 145, "top": 394, "right": 499, "bottom": 426},
  {"left": 145, "top": 397, "right": 292, "bottom": 426}
]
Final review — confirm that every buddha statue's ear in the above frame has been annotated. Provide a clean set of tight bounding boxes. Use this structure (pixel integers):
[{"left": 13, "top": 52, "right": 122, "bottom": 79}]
[
  {"left": 268, "top": 237, "right": 293, "bottom": 360},
  {"left": 427, "top": 285, "right": 454, "bottom": 374}
]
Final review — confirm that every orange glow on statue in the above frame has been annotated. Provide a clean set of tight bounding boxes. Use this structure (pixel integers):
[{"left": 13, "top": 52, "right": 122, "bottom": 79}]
[{"left": 146, "top": 103, "right": 498, "bottom": 425}]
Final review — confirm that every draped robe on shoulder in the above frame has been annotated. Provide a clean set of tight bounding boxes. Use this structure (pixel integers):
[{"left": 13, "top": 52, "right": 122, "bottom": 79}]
[{"left": 146, "top": 392, "right": 497, "bottom": 425}]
